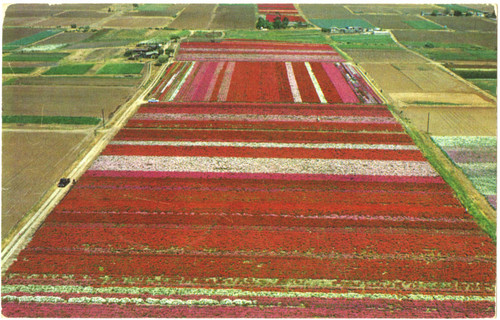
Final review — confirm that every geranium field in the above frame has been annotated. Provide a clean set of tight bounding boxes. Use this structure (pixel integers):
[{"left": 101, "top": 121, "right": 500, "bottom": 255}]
[
  {"left": 155, "top": 41, "right": 381, "bottom": 104},
  {"left": 2, "top": 40, "right": 495, "bottom": 318}
]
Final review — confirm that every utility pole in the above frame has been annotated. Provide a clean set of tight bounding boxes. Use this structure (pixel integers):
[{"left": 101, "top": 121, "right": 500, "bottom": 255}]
[
  {"left": 426, "top": 112, "right": 430, "bottom": 133},
  {"left": 102, "top": 109, "right": 105, "bottom": 128}
]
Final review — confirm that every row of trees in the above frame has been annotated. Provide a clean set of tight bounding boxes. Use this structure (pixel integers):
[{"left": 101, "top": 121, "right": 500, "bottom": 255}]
[{"left": 256, "top": 16, "right": 289, "bottom": 30}]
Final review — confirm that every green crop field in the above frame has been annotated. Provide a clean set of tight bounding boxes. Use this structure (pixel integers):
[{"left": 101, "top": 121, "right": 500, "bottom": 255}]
[
  {"left": 96, "top": 63, "right": 145, "bottom": 74},
  {"left": 450, "top": 69, "right": 497, "bottom": 79},
  {"left": 470, "top": 79, "right": 497, "bottom": 96},
  {"left": 331, "top": 33, "right": 400, "bottom": 49},
  {"left": 403, "top": 20, "right": 444, "bottom": 30},
  {"left": 91, "top": 29, "right": 150, "bottom": 42},
  {"left": 3, "top": 29, "right": 63, "bottom": 50},
  {"left": 2, "top": 115, "right": 101, "bottom": 125},
  {"left": 43, "top": 64, "right": 94, "bottom": 75},
  {"left": 3, "top": 52, "right": 70, "bottom": 62},
  {"left": 136, "top": 4, "right": 171, "bottom": 11},
  {"left": 403, "top": 41, "right": 497, "bottom": 61},
  {"left": 2, "top": 67, "right": 36, "bottom": 74},
  {"left": 224, "top": 30, "right": 329, "bottom": 44},
  {"left": 2, "top": 78, "right": 18, "bottom": 86},
  {"left": 310, "top": 18, "right": 374, "bottom": 29}
]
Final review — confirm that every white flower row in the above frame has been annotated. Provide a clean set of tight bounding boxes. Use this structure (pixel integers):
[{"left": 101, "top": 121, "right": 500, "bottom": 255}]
[
  {"left": 90, "top": 156, "right": 438, "bottom": 177},
  {"left": 3, "top": 285, "right": 494, "bottom": 302},
  {"left": 168, "top": 62, "right": 196, "bottom": 101},
  {"left": 285, "top": 62, "right": 302, "bottom": 103},
  {"left": 109, "top": 140, "right": 420, "bottom": 150},
  {"left": 21, "top": 44, "right": 66, "bottom": 52},
  {"left": 432, "top": 136, "right": 497, "bottom": 149},
  {"left": 132, "top": 113, "right": 398, "bottom": 124},
  {"left": 305, "top": 62, "right": 327, "bottom": 104},
  {"left": 2, "top": 294, "right": 256, "bottom": 306}
]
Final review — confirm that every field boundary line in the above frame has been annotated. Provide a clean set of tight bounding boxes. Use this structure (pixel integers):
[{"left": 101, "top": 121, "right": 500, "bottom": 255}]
[
  {"left": 1, "top": 61, "right": 168, "bottom": 271},
  {"left": 350, "top": 62, "right": 390, "bottom": 105}
]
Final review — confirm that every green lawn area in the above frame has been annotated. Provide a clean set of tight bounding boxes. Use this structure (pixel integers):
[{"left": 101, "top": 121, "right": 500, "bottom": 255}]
[
  {"left": 310, "top": 19, "right": 374, "bottom": 29},
  {"left": 43, "top": 64, "right": 94, "bottom": 75},
  {"left": 224, "top": 29, "right": 329, "bottom": 44},
  {"left": 470, "top": 79, "right": 497, "bottom": 96},
  {"left": 2, "top": 67, "right": 36, "bottom": 74},
  {"left": 3, "top": 29, "right": 63, "bottom": 50},
  {"left": 403, "top": 41, "right": 496, "bottom": 61},
  {"left": 136, "top": 4, "right": 171, "bottom": 11},
  {"left": 3, "top": 52, "right": 70, "bottom": 62},
  {"left": 96, "top": 63, "right": 144, "bottom": 74},
  {"left": 403, "top": 20, "right": 444, "bottom": 30},
  {"left": 331, "top": 34, "right": 400, "bottom": 49},
  {"left": 2, "top": 115, "right": 101, "bottom": 125}
]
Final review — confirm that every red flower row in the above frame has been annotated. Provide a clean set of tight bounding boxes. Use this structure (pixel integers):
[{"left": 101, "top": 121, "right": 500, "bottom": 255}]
[{"left": 114, "top": 128, "right": 415, "bottom": 144}]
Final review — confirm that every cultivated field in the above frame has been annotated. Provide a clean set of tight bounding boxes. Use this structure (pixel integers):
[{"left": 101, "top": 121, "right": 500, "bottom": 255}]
[
  {"left": 426, "top": 16, "right": 497, "bottom": 32},
  {"left": 102, "top": 17, "right": 172, "bottom": 28},
  {"left": 52, "top": 10, "right": 111, "bottom": 19},
  {"left": 82, "top": 48, "right": 127, "bottom": 61},
  {"left": 208, "top": 4, "right": 256, "bottom": 30},
  {"left": 32, "top": 17, "right": 106, "bottom": 28},
  {"left": 346, "top": 4, "right": 439, "bottom": 14},
  {"left": 167, "top": 4, "right": 217, "bottom": 30},
  {"left": 2, "top": 17, "right": 46, "bottom": 27},
  {"left": 399, "top": 107, "right": 497, "bottom": 136},
  {"left": 2, "top": 130, "right": 93, "bottom": 239},
  {"left": 393, "top": 30, "right": 497, "bottom": 50},
  {"left": 361, "top": 62, "right": 493, "bottom": 105},
  {"left": 298, "top": 4, "right": 357, "bottom": 19},
  {"left": 11, "top": 76, "right": 141, "bottom": 87},
  {"left": 2, "top": 27, "right": 50, "bottom": 43},
  {"left": 35, "top": 31, "right": 97, "bottom": 45},
  {"left": 123, "top": 4, "right": 186, "bottom": 17},
  {"left": 3, "top": 86, "right": 136, "bottom": 118},
  {"left": 360, "top": 15, "right": 427, "bottom": 29},
  {"left": 345, "top": 49, "right": 424, "bottom": 63}
]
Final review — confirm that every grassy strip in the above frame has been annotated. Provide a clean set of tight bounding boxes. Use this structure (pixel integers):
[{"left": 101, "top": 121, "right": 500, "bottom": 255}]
[
  {"left": 403, "top": 20, "right": 444, "bottom": 30},
  {"left": 96, "top": 63, "right": 144, "bottom": 75},
  {"left": 2, "top": 67, "right": 36, "bottom": 74},
  {"left": 43, "top": 64, "right": 94, "bottom": 75},
  {"left": 224, "top": 29, "right": 329, "bottom": 44},
  {"left": 388, "top": 105, "right": 496, "bottom": 241},
  {"left": 450, "top": 69, "right": 497, "bottom": 79},
  {"left": 3, "top": 115, "right": 101, "bottom": 125},
  {"left": 3, "top": 52, "right": 70, "bottom": 62},
  {"left": 409, "top": 101, "right": 463, "bottom": 106}
]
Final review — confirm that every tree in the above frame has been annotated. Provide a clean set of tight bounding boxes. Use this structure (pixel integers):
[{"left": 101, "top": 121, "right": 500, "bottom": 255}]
[
  {"left": 158, "top": 55, "right": 169, "bottom": 64},
  {"left": 124, "top": 49, "right": 133, "bottom": 57},
  {"left": 71, "top": 23, "right": 77, "bottom": 28},
  {"left": 170, "top": 35, "right": 180, "bottom": 42},
  {"left": 273, "top": 16, "right": 282, "bottom": 29},
  {"left": 430, "top": 10, "right": 438, "bottom": 16},
  {"left": 132, "top": 4, "right": 138, "bottom": 8},
  {"left": 443, "top": 8, "right": 451, "bottom": 15},
  {"left": 282, "top": 17, "right": 289, "bottom": 29},
  {"left": 453, "top": 10, "right": 463, "bottom": 16}
]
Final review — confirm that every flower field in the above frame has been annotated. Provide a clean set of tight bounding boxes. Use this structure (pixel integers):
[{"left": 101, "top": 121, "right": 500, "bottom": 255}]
[
  {"left": 2, "top": 39, "right": 495, "bottom": 318},
  {"left": 257, "top": 3, "right": 299, "bottom": 14},
  {"left": 155, "top": 41, "right": 381, "bottom": 104},
  {"left": 432, "top": 136, "right": 497, "bottom": 209}
]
